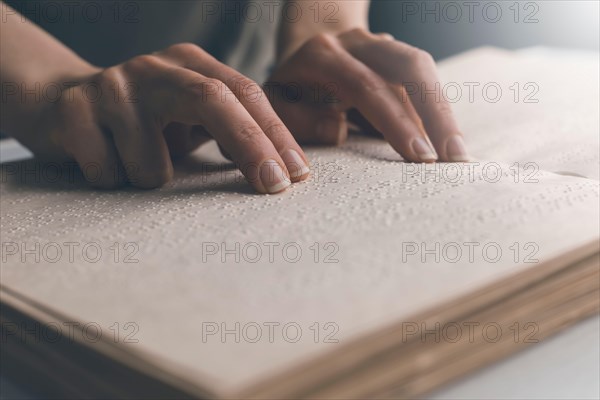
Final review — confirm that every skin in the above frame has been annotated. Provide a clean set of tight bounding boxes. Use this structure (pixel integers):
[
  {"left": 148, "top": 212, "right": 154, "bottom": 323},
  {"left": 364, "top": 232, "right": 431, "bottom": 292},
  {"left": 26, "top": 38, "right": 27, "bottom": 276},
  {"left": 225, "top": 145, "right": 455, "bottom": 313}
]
[{"left": 0, "top": 0, "right": 469, "bottom": 194}]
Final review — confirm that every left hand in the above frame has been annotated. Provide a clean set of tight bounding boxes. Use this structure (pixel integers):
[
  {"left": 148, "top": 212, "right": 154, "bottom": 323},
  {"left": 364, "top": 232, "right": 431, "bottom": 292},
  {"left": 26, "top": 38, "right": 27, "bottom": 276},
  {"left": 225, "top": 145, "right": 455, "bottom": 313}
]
[{"left": 266, "top": 28, "right": 469, "bottom": 163}]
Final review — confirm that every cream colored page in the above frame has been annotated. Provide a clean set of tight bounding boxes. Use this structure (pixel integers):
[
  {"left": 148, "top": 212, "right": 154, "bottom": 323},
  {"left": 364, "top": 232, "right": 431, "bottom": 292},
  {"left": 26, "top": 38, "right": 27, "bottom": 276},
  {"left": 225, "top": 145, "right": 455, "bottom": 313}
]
[
  {"left": 438, "top": 47, "right": 599, "bottom": 179},
  {"left": 1, "top": 48, "right": 599, "bottom": 394}
]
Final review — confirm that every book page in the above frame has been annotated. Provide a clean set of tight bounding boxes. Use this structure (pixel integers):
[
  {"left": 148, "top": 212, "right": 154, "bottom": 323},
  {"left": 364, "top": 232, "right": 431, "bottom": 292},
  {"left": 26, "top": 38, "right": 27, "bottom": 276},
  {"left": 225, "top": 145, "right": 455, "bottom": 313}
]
[
  {"left": 439, "top": 47, "right": 599, "bottom": 179},
  {"left": 1, "top": 47, "right": 599, "bottom": 396}
]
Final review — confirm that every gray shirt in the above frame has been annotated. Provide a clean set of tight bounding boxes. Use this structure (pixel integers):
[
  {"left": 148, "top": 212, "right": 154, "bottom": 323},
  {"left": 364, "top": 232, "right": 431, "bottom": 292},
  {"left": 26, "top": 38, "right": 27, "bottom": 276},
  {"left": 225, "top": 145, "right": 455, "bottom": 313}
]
[{"left": 7, "top": 0, "right": 279, "bottom": 82}]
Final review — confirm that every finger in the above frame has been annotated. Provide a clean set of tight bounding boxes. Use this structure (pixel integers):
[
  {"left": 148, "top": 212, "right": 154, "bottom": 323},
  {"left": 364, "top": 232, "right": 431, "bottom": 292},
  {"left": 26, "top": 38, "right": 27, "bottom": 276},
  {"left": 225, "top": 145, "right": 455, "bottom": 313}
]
[
  {"left": 152, "top": 66, "right": 292, "bottom": 194},
  {"left": 338, "top": 29, "right": 469, "bottom": 162},
  {"left": 347, "top": 108, "right": 381, "bottom": 137},
  {"left": 293, "top": 34, "right": 437, "bottom": 163},
  {"left": 98, "top": 69, "right": 174, "bottom": 189},
  {"left": 269, "top": 93, "right": 348, "bottom": 146},
  {"left": 157, "top": 44, "right": 310, "bottom": 182},
  {"left": 163, "top": 123, "right": 211, "bottom": 159},
  {"left": 66, "top": 127, "right": 125, "bottom": 189},
  {"left": 106, "top": 107, "right": 173, "bottom": 189},
  {"left": 348, "top": 85, "right": 425, "bottom": 138},
  {"left": 57, "top": 89, "right": 125, "bottom": 189},
  {"left": 217, "top": 142, "right": 232, "bottom": 161},
  {"left": 71, "top": 128, "right": 126, "bottom": 189},
  {"left": 375, "top": 32, "right": 395, "bottom": 41}
]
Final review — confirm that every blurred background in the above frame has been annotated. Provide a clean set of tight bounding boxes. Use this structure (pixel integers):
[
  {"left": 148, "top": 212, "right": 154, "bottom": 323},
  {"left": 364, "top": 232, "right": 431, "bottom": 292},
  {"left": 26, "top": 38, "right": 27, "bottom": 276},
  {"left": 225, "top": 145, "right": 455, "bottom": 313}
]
[
  {"left": 5, "top": 0, "right": 599, "bottom": 65},
  {"left": 371, "top": 0, "right": 599, "bottom": 59}
]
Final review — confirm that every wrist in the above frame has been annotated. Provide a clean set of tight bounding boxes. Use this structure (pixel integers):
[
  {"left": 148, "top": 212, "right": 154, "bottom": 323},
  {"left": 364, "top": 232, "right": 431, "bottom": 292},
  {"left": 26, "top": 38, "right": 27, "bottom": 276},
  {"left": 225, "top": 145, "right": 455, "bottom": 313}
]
[{"left": 276, "top": 0, "right": 370, "bottom": 65}]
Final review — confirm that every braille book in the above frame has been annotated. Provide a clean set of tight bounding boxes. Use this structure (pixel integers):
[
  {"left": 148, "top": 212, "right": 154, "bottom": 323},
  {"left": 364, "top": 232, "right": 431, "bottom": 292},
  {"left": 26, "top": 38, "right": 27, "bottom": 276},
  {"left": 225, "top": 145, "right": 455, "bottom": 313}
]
[{"left": 1, "top": 47, "right": 598, "bottom": 399}]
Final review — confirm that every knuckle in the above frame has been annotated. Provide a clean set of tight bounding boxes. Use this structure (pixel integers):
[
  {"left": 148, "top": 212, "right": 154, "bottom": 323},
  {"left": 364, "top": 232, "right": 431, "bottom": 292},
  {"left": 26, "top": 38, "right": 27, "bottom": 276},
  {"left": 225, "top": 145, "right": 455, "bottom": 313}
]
[
  {"left": 91, "top": 68, "right": 124, "bottom": 112},
  {"left": 185, "top": 77, "right": 211, "bottom": 98},
  {"left": 122, "top": 54, "right": 162, "bottom": 76},
  {"left": 185, "top": 77, "right": 225, "bottom": 101},
  {"left": 303, "top": 32, "right": 339, "bottom": 54},
  {"left": 165, "top": 42, "right": 204, "bottom": 58},
  {"left": 236, "top": 123, "right": 264, "bottom": 144},
  {"left": 262, "top": 121, "right": 289, "bottom": 143},
  {"left": 394, "top": 111, "right": 417, "bottom": 124},
  {"left": 417, "top": 49, "right": 435, "bottom": 64},
  {"left": 433, "top": 99, "right": 454, "bottom": 116},
  {"left": 97, "top": 66, "right": 124, "bottom": 90},
  {"left": 377, "top": 32, "right": 395, "bottom": 41},
  {"left": 355, "top": 72, "right": 387, "bottom": 95},
  {"left": 206, "top": 77, "right": 228, "bottom": 93},
  {"left": 406, "top": 46, "right": 435, "bottom": 67},
  {"left": 345, "top": 27, "right": 372, "bottom": 40},
  {"left": 215, "top": 82, "right": 235, "bottom": 103},
  {"left": 225, "top": 73, "right": 258, "bottom": 93}
]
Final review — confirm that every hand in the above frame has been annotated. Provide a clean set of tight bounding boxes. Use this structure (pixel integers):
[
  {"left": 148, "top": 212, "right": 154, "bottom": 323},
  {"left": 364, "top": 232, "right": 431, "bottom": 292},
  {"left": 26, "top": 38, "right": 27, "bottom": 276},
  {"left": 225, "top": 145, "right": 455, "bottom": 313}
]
[
  {"left": 28, "top": 43, "right": 310, "bottom": 193},
  {"left": 267, "top": 28, "right": 469, "bottom": 163}
]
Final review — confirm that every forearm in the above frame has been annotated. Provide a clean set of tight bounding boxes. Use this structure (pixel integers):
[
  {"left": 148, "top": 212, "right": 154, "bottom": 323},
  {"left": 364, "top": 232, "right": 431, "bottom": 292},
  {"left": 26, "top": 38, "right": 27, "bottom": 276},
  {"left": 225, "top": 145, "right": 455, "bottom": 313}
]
[
  {"left": 0, "top": 2, "right": 98, "bottom": 138},
  {"left": 277, "top": 0, "right": 370, "bottom": 64}
]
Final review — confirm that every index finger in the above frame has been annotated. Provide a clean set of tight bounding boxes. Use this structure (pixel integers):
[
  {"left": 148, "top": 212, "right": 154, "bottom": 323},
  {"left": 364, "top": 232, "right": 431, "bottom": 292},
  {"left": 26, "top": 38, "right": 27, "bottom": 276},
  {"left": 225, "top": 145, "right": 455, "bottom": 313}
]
[
  {"left": 145, "top": 65, "right": 293, "bottom": 194},
  {"left": 339, "top": 30, "right": 470, "bottom": 162},
  {"left": 156, "top": 44, "right": 310, "bottom": 181}
]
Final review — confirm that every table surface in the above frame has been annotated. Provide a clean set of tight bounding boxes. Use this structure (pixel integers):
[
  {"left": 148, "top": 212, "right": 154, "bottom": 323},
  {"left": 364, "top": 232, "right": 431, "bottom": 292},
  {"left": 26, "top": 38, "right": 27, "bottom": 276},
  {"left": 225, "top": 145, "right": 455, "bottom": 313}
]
[{"left": 1, "top": 139, "right": 599, "bottom": 399}]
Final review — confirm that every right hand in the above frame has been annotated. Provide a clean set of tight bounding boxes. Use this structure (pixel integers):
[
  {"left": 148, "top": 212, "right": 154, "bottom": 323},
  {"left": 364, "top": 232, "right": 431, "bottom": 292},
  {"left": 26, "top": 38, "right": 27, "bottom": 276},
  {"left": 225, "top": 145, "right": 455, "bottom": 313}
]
[{"left": 26, "top": 43, "right": 310, "bottom": 193}]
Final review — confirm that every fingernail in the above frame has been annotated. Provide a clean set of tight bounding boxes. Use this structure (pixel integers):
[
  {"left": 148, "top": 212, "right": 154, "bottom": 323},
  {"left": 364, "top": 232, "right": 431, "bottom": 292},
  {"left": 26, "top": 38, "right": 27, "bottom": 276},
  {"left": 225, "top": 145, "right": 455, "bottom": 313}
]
[
  {"left": 411, "top": 137, "right": 438, "bottom": 162},
  {"left": 281, "top": 149, "right": 310, "bottom": 179},
  {"left": 446, "top": 135, "right": 470, "bottom": 162},
  {"left": 260, "top": 159, "right": 291, "bottom": 194}
]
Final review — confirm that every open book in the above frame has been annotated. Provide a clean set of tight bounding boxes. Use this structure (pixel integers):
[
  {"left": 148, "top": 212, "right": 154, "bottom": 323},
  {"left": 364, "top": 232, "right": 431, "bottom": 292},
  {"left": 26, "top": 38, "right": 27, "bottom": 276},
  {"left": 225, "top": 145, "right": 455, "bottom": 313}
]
[{"left": 1, "top": 47, "right": 598, "bottom": 399}]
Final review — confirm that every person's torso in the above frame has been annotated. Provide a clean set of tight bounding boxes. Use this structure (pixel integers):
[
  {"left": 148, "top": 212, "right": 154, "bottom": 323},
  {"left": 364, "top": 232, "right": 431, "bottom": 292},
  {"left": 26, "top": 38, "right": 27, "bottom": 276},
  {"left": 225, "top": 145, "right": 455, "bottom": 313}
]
[{"left": 8, "top": 0, "right": 279, "bottom": 81}]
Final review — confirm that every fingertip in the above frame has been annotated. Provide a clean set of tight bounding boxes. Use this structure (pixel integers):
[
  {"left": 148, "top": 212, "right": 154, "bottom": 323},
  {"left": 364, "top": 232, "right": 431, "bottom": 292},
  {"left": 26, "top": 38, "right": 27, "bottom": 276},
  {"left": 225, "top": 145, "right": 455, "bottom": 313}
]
[
  {"left": 281, "top": 149, "right": 310, "bottom": 182},
  {"left": 247, "top": 159, "right": 292, "bottom": 195},
  {"left": 410, "top": 137, "right": 438, "bottom": 163},
  {"left": 443, "top": 135, "right": 471, "bottom": 162}
]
